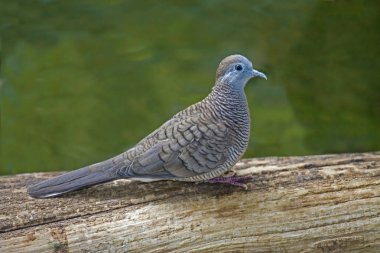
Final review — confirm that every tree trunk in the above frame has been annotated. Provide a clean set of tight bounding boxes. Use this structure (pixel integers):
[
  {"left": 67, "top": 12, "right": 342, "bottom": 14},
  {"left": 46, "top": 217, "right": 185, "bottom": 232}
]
[{"left": 0, "top": 152, "right": 379, "bottom": 253}]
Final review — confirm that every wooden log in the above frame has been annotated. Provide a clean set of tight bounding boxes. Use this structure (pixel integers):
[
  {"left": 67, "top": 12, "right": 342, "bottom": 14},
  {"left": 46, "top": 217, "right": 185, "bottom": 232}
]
[{"left": 0, "top": 152, "right": 379, "bottom": 252}]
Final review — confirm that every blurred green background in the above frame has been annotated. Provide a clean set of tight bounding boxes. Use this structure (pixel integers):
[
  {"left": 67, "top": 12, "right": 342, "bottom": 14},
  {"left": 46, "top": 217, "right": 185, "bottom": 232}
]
[{"left": 1, "top": 1, "right": 379, "bottom": 175}]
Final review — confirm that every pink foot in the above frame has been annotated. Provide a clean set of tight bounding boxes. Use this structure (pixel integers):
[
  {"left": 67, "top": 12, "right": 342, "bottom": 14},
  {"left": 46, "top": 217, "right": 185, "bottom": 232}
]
[{"left": 208, "top": 175, "right": 253, "bottom": 189}]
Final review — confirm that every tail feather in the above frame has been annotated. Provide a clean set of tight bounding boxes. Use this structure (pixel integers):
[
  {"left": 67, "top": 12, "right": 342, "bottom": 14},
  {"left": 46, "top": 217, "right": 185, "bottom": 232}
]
[{"left": 27, "top": 161, "right": 121, "bottom": 198}]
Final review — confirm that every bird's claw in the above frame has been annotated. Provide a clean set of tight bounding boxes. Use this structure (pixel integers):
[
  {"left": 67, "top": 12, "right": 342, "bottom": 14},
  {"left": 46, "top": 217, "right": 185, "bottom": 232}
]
[{"left": 208, "top": 175, "right": 253, "bottom": 189}]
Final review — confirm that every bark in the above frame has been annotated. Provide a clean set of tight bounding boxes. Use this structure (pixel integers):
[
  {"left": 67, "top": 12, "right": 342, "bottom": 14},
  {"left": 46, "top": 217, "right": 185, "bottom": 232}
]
[{"left": 0, "top": 152, "right": 379, "bottom": 253}]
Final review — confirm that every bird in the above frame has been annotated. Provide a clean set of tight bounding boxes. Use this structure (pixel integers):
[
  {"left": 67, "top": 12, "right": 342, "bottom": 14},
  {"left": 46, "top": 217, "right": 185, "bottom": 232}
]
[{"left": 27, "top": 54, "right": 267, "bottom": 198}]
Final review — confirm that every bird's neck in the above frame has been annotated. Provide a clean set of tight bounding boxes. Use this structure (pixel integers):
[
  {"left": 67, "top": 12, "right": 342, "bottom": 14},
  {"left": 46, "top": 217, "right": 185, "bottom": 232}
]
[
  {"left": 207, "top": 81, "right": 249, "bottom": 116},
  {"left": 211, "top": 81, "right": 246, "bottom": 101}
]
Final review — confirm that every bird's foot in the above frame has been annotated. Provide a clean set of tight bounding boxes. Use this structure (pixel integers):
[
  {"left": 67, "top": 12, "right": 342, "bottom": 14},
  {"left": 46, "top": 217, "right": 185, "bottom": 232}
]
[{"left": 208, "top": 175, "right": 253, "bottom": 189}]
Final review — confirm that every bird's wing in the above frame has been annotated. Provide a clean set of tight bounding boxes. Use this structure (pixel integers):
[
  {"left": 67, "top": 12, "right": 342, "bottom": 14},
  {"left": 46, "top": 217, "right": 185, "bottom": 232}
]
[{"left": 118, "top": 115, "right": 232, "bottom": 179}]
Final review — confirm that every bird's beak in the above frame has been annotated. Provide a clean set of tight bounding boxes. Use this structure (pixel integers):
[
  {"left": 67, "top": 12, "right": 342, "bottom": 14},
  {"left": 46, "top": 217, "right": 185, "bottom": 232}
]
[{"left": 250, "top": 68, "right": 267, "bottom": 80}]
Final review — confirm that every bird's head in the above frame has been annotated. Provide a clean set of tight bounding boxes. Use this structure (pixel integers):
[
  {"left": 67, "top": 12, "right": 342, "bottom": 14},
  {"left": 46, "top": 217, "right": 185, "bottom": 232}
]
[{"left": 215, "top": 54, "right": 267, "bottom": 90}]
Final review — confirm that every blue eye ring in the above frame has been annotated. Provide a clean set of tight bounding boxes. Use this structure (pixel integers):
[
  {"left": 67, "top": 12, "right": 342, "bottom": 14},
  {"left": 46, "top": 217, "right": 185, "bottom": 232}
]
[{"left": 235, "top": 64, "right": 243, "bottom": 71}]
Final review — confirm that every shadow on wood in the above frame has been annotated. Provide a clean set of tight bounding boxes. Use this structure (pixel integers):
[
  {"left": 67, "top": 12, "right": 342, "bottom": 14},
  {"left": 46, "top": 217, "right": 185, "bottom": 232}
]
[{"left": 0, "top": 152, "right": 380, "bottom": 252}]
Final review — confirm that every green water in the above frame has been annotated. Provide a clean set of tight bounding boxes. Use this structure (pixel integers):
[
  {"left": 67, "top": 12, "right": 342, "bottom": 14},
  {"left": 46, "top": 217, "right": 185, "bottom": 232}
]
[{"left": 1, "top": 1, "right": 379, "bottom": 175}]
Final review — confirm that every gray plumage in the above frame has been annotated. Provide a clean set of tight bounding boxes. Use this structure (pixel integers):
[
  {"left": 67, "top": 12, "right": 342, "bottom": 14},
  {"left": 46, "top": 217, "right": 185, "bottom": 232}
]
[{"left": 27, "top": 54, "right": 267, "bottom": 198}]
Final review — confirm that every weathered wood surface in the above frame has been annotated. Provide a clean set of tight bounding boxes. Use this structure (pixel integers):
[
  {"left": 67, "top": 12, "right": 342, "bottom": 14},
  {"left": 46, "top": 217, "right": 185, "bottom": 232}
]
[{"left": 0, "top": 152, "right": 379, "bottom": 253}]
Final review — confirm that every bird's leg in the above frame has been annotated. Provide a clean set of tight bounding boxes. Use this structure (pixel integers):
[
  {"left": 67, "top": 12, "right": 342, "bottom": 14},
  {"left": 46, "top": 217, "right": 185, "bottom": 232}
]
[{"left": 208, "top": 175, "right": 253, "bottom": 189}]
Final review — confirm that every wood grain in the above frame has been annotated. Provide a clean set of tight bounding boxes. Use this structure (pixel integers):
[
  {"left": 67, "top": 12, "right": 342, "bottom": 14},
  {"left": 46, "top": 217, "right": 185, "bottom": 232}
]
[{"left": 0, "top": 152, "right": 379, "bottom": 252}]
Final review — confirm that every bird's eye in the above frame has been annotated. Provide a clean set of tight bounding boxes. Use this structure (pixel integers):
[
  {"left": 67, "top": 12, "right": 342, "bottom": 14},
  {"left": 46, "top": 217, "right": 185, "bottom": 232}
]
[{"left": 235, "top": 64, "right": 243, "bottom": 71}]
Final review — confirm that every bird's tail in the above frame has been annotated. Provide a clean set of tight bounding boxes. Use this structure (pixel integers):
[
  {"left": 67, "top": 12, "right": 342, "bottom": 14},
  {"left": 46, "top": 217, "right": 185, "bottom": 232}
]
[{"left": 27, "top": 159, "right": 121, "bottom": 198}]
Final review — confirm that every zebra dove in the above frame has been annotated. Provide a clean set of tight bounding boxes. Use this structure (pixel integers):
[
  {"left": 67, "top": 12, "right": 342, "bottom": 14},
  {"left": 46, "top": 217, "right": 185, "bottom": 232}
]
[{"left": 27, "top": 54, "right": 267, "bottom": 198}]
